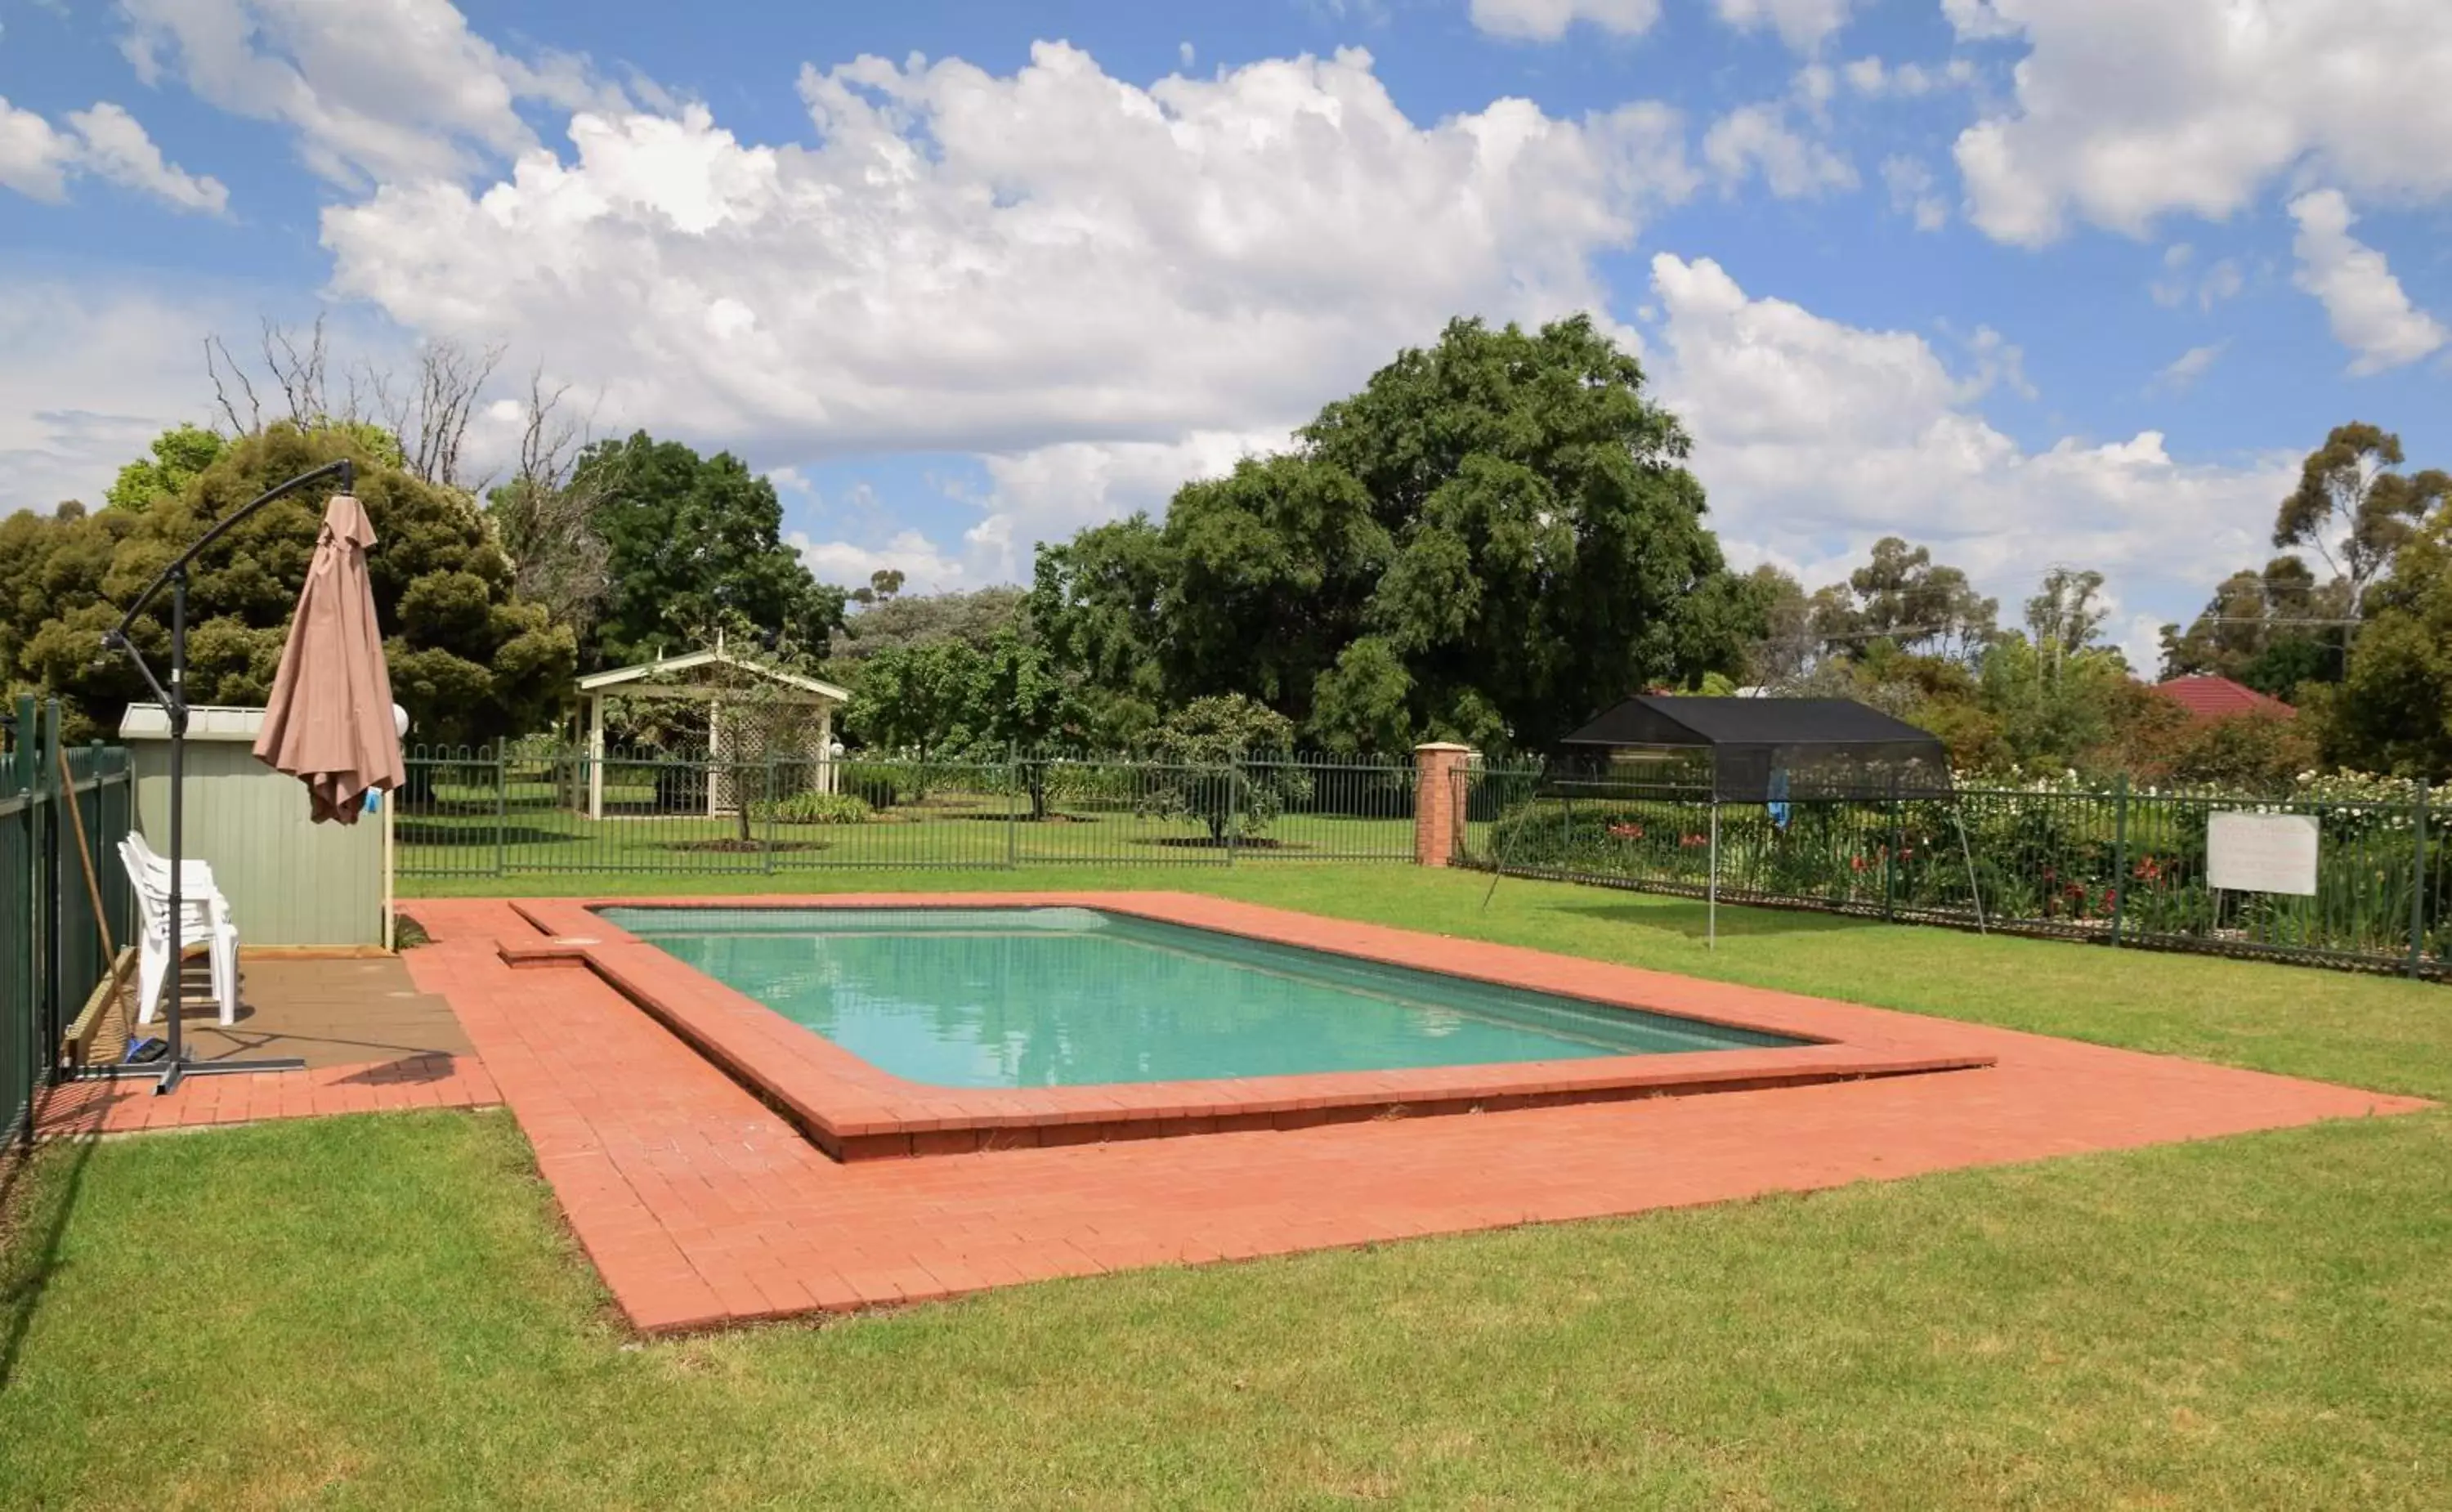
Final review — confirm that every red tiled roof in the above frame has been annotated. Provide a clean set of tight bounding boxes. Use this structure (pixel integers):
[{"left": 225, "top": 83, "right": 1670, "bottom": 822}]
[{"left": 2156, "top": 675, "right": 2295, "bottom": 721}]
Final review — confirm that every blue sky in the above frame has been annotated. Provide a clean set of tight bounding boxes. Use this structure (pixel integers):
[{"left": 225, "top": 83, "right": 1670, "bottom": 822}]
[{"left": 5, "top": 0, "right": 2450, "bottom": 668}]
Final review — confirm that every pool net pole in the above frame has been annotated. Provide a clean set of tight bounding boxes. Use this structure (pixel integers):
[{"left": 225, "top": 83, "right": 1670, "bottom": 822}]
[{"left": 1951, "top": 796, "right": 1987, "bottom": 933}]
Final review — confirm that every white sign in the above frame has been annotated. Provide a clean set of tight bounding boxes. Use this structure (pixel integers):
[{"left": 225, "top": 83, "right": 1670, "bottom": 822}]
[{"left": 2206, "top": 812, "right": 2320, "bottom": 897}]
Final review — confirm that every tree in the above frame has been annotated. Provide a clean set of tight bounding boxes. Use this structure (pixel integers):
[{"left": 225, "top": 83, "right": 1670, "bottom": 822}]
[
  {"left": 1032, "top": 315, "right": 1749, "bottom": 753},
  {"left": 2024, "top": 566, "right": 2110, "bottom": 672},
  {"left": 2, "top": 423, "right": 572, "bottom": 747},
  {"left": 973, "top": 629, "right": 1075, "bottom": 817},
  {"left": 2157, "top": 557, "right": 2347, "bottom": 695},
  {"left": 2323, "top": 508, "right": 2452, "bottom": 776},
  {"left": 485, "top": 370, "right": 614, "bottom": 642},
  {"left": 575, "top": 432, "right": 847, "bottom": 671},
  {"left": 1735, "top": 566, "right": 1820, "bottom": 689},
  {"left": 1026, "top": 515, "right": 1172, "bottom": 747},
  {"left": 2275, "top": 422, "right": 2449, "bottom": 615},
  {"left": 848, "top": 569, "right": 906, "bottom": 606},
  {"left": 1139, "top": 694, "right": 1309, "bottom": 844},
  {"left": 1814, "top": 537, "right": 1998, "bottom": 663},
  {"left": 843, "top": 638, "right": 986, "bottom": 759},
  {"left": 830, "top": 587, "right": 1026, "bottom": 664},
  {"left": 106, "top": 425, "right": 226, "bottom": 513}
]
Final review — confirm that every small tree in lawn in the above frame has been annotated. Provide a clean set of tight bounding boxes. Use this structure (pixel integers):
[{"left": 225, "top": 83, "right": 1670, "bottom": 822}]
[
  {"left": 974, "top": 629, "right": 1072, "bottom": 818},
  {"left": 1140, "top": 694, "right": 1311, "bottom": 845}
]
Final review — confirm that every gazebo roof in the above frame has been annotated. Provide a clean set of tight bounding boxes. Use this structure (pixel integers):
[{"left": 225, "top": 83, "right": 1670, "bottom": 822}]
[{"left": 576, "top": 645, "right": 848, "bottom": 702}]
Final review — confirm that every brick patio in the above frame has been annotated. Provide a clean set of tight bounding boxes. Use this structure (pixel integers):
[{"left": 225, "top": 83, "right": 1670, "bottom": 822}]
[{"left": 392, "top": 893, "right": 2424, "bottom": 1333}]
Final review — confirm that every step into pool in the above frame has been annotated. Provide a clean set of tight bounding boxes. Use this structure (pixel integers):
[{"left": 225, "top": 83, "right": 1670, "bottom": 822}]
[{"left": 599, "top": 905, "right": 1802, "bottom": 1089}]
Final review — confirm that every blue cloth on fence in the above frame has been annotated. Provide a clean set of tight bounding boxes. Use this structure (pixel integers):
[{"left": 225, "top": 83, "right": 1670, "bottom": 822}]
[{"left": 1766, "top": 769, "right": 1791, "bottom": 831}]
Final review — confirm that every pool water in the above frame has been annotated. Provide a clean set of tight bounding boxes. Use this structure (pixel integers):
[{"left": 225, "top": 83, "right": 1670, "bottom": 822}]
[{"left": 599, "top": 906, "right": 1801, "bottom": 1090}]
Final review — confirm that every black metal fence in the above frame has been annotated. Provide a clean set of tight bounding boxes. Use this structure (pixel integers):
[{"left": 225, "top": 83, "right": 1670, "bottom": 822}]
[
  {"left": 397, "top": 745, "right": 1418, "bottom": 879},
  {"left": 3, "top": 699, "right": 137, "bottom": 1145},
  {"left": 1454, "top": 767, "right": 2447, "bottom": 979}
]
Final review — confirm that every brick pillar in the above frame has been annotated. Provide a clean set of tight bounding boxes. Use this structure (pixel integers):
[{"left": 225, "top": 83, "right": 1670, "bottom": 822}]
[{"left": 1413, "top": 743, "right": 1476, "bottom": 867}]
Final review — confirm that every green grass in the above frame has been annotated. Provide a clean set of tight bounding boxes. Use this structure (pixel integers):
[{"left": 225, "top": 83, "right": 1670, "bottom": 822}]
[{"left": 6, "top": 866, "right": 2450, "bottom": 1507}]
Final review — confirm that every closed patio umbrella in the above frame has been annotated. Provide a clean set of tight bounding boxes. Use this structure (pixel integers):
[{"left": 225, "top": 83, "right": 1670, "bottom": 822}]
[{"left": 252, "top": 492, "right": 404, "bottom": 823}]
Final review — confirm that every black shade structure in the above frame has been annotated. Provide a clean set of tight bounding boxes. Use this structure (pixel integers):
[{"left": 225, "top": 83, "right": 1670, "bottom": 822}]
[
  {"left": 1488, "top": 695, "right": 1983, "bottom": 946},
  {"left": 94, "top": 459, "right": 356, "bottom": 1094},
  {"left": 1560, "top": 696, "right": 1953, "bottom": 803}
]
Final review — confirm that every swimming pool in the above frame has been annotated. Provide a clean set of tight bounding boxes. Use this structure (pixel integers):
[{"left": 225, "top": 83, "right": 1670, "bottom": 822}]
[{"left": 600, "top": 905, "right": 1802, "bottom": 1089}]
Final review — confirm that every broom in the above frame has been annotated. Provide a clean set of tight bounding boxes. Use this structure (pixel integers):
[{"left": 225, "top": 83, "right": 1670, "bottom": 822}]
[{"left": 56, "top": 744, "right": 136, "bottom": 1067}]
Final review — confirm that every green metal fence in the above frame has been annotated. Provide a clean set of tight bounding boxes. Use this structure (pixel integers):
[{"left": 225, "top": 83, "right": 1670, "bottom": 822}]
[
  {"left": 4, "top": 698, "right": 137, "bottom": 1146},
  {"left": 397, "top": 745, "right": 1419, "bottom": 879},
  {"left": 1454, "top": 767, "right": 2447, "bottom": 979}
]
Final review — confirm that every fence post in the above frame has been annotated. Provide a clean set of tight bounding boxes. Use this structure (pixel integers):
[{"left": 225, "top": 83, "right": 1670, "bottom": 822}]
[
  {"left": 13, "top": 694, "right": 35, "bottom": 1146},
  {"left": 1007, "top": 745, "right": 1020, "bottom": 870},
  {"left": 2412, "top": 780, "right": 2430, "bottom": 981},
  {"left": 763, "top": 756, "right": 779, "bottom": 875},
  {"left": 2110, "top": 774, "right": 2130, "bottom": 948},
  {"left": 37, "top": 700, "right": 62, "bottom": 1068},
  {"left": 1224, "top": 752, "right": 1241, "bottom": 867},
  {"left": 494, "top": 745, "right": 508, "bottom": 879}
]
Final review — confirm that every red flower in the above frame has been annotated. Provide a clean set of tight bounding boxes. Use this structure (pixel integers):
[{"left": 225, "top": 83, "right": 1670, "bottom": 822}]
[{"left": 1608, "top": 822, "right": 1645, "bottom": 840}]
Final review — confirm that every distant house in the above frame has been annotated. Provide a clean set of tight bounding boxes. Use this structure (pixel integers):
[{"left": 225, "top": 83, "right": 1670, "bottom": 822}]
[{"left": 2155, "top": 674, "right": 2295, "bottom": 722}]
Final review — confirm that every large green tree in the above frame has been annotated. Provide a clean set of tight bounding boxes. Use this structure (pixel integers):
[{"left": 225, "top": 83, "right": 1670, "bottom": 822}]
[
  {"left": 575, "top": 432, "right": 846, "bottom": 671},
  {"left": 1031, "top": 315, "right": 1752, "bottom": 754},
  {"left": 2275, "top": 422, "right": 2448, "bottom": 615},
  {"left": 1, "top": 423, "right": 572, "bottom": 746},
  {"left": 2323, "top": 510, "right": 2452, "bottom": 776},
  {"left": 2157, "top": 557, "right": 2347, "bottom": 696}
]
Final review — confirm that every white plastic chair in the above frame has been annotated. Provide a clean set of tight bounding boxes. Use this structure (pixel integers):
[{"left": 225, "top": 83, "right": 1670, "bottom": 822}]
[
  {"left": 119, "top": 835, "right": 239, "bottom": 1027},
  {"left": 124, "top": 830, "right": 227, "bottom": 910}
]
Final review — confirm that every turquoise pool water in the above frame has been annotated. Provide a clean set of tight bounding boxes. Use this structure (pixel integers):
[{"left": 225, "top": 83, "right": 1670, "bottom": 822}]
[{"left": 598, "top": 906, "right": 1800, "bottom": 1089}]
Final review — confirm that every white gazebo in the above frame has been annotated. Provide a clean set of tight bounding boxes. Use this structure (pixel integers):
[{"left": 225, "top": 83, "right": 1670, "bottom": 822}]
[{"left": 575, "top": 642, "right": 851, "bottom": 819}]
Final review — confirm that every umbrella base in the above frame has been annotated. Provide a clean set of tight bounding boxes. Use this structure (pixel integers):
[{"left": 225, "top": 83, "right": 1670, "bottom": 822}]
[{"left": 73, "top": 1054, "right": 311, "bottom": 1094}]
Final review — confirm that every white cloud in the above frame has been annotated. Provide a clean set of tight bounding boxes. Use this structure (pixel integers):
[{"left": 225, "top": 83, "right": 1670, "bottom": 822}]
[
  {"left": 1, "top": 96, "right": 76, "bottom": 200},
  {"left": 1467, "top": 0, "right": 1662, "bottom": 42},
  {"left": 1703, "top": 102, "right": 1855, "bottom": 198},
  {"left": 1841, "top": 56, "right": 1971, "bottom": 98},
  {"left": 63, "top": 103, "right": 229, "bottom": 213},
  {"left": 324, "top": 43, "right": 1695, "bottom": 463},
  {"left": 790, "top": 529, "right": 974, "bottom": 595},
  {"left": 1647, "top": 253, "right": 2289, "bottom": 625},
  {"left": 1880, "top": 154, "right": 1946, "bottom": 230},
  {"left": 2286, "top": 188, "right": 2447, "bottom": 374},
  {"left": 1952, "top": 0, "right": 2452, "bottom": 246},
  {"left": 2150, "top": 244, "right": 2247, "bottom": 311},
  {"left": 0, "top": 281, "right": 239, "bottom": 516},
  {"left": 118, "top": 0, "right": 629, "bottom": 186},
  {"left": 0, "top": 94, "right": 226, "bottom": 212},
  {"left": 1714, "top": 0, "right": 1856, "bottom": 54},
  {"left": 2151, "top": 342, "right": 2225, "bottom": 394}
]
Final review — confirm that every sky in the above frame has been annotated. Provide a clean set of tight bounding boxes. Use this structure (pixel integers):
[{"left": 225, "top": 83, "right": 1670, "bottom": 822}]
[{"left": 4, "top": 1, "right": 2450, "bottom": 672}]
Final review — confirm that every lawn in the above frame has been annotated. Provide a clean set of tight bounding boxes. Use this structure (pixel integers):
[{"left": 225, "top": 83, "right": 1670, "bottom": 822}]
[{"left": 5, "top": 867, "right": 2449, "bottom": 1508}]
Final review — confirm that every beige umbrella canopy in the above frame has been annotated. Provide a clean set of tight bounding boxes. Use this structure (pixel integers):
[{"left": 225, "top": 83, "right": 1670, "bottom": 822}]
[{"left": 252, "top": 493, "right": 405, "bottom": 824}]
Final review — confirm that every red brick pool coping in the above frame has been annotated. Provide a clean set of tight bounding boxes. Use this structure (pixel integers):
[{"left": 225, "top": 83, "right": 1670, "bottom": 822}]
[
  {"left": 390, "top": 893, "right": 2429, "bottom": 1333},
  {"left": 501, "top": 894, "right": 1998, "bottom": 1160}
]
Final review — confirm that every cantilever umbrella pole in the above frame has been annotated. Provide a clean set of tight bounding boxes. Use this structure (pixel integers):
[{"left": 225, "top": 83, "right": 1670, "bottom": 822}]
[{"left": 96, "top": 459, "right": 353, "bottom": 1092}]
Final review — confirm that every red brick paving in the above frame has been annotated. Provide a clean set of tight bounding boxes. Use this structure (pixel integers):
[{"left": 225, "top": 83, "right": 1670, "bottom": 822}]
[
  {"left": 395, "top": 893, "right": 2427, "bottom": 1334},
  {"left": 503, "top": 895, "right": 1996, "bottom": 1159},
  {"left": 35, "top": 1053, "right": 499, "bottom": 1136}
]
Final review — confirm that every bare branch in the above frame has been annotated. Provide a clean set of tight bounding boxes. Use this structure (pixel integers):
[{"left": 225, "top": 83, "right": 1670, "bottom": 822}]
[
  {"left": 204, "top": 334, "right": 261, "bottom": 436},
  {"left": 490, "top": 365, "right": 614, "bottom": 635}
]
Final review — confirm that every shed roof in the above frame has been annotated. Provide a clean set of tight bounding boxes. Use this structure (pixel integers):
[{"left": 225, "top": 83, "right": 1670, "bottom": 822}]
[
  {"left": 576, "top": 646, "right": 848, "bottom": 701},
  {"left": 1562, "top": 696, "right": 1942, "bottom": 749}
]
